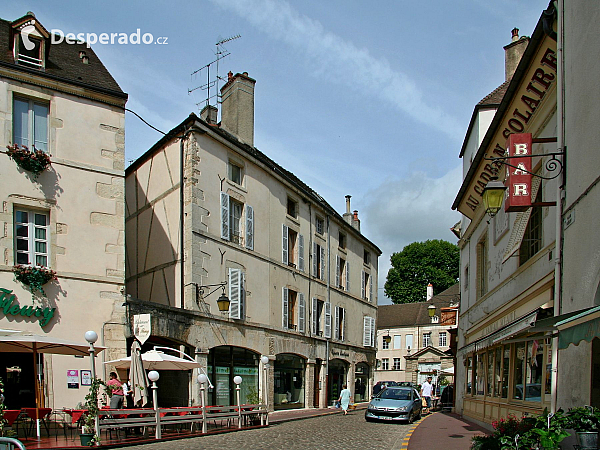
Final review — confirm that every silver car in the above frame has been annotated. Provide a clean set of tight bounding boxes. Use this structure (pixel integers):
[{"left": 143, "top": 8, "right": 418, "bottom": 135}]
[{"left": 365, "top": 386, "right": 422, "bottom": 423}]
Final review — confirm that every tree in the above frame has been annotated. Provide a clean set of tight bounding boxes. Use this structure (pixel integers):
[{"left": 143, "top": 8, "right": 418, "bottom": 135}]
[{"left": 384, "top": 239, "right": 459, "bottom": 304}]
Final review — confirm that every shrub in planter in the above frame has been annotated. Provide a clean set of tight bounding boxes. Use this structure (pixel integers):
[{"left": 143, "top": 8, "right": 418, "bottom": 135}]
[
  {"left": 13, "top": 265, "right": 57, "bottom": 299},
  {"left": 567, "top": 406, "right": 600, "bottom": 449},
  {"left": 80, "top": 377, "right": 107, "bottom": 446},
  {"left": 6, "top": 144, "right": 52, "bottom": 178}
]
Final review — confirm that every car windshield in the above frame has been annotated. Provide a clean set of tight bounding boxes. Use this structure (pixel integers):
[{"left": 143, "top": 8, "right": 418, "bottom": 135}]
[{"left": 378, "top": 389, "right": 411, "bottom": 400}]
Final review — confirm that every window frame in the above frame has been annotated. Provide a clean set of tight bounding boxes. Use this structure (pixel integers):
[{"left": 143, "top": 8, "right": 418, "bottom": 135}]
[
  {"left": 382, "top": 358, "right": 389, "bottom": 371},
  {"left": 382, "top": 337, "right": 389, "bottom": 350},
  {"left": 15, "top": 33, "right": 44, "bottom": 69},
  {"left": 13, "top": 96, "right": 49, "bottom": 152},
  {"left": 228, "top": 160, "right": 243, "bottom": 185},
  {"left": 286, "top": 196, "right": 298, "bottom": 219},
  {"left": 393, "top": 358, "right": 401, "bottom": 371},
  {"left": 14, "top": 208, "right": 50, "bottom": 267},
  {"left": 422, "top": 332, "right": 431, "bottom": 348},
  {"left": 338, "top": 231, "right": 346, "bottom": 249},
  {"left": 438, "top": 332, "right": 447, "bottom": 347},
  {"left": 315, "top": 216, "right": 324, "bottom": 235}
]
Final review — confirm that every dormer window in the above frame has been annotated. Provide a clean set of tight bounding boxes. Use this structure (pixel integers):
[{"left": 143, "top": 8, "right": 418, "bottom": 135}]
[
  {"left": 17, "top": 33, "right": 43, "bottom": 68},
  {"left": 11, "top": 15, "right": 49, "bottom": 70}
]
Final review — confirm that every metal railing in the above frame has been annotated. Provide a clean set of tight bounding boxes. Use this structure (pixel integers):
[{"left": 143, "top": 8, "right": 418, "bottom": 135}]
[{"left": 0, "top": 437, "right": 27, "bottom": 450}]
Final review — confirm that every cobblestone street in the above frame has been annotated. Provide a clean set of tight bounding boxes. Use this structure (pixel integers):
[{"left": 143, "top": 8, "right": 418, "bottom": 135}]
[{"left": 119, "top": 411, "right": 412, "bottom": 450}]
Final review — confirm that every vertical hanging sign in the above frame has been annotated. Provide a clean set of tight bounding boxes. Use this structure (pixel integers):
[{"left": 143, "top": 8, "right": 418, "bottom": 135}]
[
  {"left": 505, "top": 133, "right": 533, "bottom": 212},
  {"left": 133, "top": 314, "right": 151, "bottom": 345}
]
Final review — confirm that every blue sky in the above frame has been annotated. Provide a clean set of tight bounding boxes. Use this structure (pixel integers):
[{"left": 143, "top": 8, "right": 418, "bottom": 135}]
[{"left": 3, "top": 0, "right": 549, "bottom": 304}]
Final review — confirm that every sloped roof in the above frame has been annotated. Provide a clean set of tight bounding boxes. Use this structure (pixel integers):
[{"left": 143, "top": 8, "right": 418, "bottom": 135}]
[
  {"left": 0, "top": 15, "right": 126, "bottom": 98},
  {"left": 377, "top": 283, "right": 460, "bottom": 329},
  {"left": 478, "top": 80, "right": 510, "bottom": 106}
]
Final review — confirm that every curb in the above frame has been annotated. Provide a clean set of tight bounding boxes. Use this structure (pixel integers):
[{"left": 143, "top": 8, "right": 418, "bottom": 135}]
[{"left": 400, "top": 411, "right": 437, "bottom": 450}]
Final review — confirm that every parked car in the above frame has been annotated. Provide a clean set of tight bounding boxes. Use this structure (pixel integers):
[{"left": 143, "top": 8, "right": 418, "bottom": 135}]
[
  {"left": 397, "top": 381, "right": 417, "bottom": 389},
  {"left": 372, "top": 380, "right": 398, "bottom": 396},
  {"left": 365, "top": 386, "right": 422, "bottom": 423}
]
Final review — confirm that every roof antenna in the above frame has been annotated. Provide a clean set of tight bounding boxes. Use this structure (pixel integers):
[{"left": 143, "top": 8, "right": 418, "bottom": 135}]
[{"left": 188, "top": 34, "right": 241, "bottom": 115}]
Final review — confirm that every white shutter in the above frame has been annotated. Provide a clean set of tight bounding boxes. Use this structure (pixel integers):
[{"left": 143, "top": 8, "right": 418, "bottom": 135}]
[
  {"left": 228, "top": 268, "right": 241, "bottom": 319},
  {"left": 282, "top": 224, "right": 289, "bottom": 264},
  {"left": 345, "top": 262, "right": 350, "bottom": 291},
  {"left": 320, "top": 246, "right": 325, "bottom": 281},
  {"left": 334, "top": 305, "right": 340, "bottom": 340},
  {"left": 240, "top": 272, "right": 246, "bottom": 319},
  {"left": 369, "top": 273, "right": 373, "bottom": 302},
  {"left": 312, "top": 298, "right": 318, "bottom": 335},
  {"left": 324, "top": 302, "right": 331, "bottom": 338},
  {"left": 220, "top": 192, "right": 230, "bottom": 240},
  {"left": 298, "top": 293, "right": 305, "bottom": 333},
  {"left": 335, "top": 256, "right": 340, "bottom": 288},
  {"left": 298, "top": 234, "right": 305, "bottom": 272},
  {"left": 245, "top": 205, "right": 254, "bottom": 250},
  {"left": 371, "top": 317, "right": 376, "bottom": 347},
  {"left": 363, "top": 317, "right": 371, "bottom": 347},
  {"left": 312, "top": 242, "right": 318, "bottom": 277},
  {"left": 361, "top": 270, "right": 366, "bottom": 299},
  {"left": 282, "top": 287, "right": 289, "bottom": 329},
  {"left": 342, "top": 308, "right": 346, "bottom": 342}
]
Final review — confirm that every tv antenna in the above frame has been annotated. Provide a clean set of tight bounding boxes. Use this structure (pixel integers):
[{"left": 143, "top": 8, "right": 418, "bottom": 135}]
[{"left": 189, "top": 34, "right": 241, "bottom": 112}]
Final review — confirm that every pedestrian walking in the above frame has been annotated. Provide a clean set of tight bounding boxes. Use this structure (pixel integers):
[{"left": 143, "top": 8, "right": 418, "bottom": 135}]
[
  {"left": 338, "top": 384, "right": 352, "bottom": 415},
  {"left": 107, "top": 371, "right": 124, "bottom": 409},
  {"left": 421, "top": 376, "right": 433, "bottom": 414}
]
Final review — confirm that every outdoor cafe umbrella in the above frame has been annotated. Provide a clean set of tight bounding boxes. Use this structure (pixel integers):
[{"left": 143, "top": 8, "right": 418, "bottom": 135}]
[
  {"left": 0, "top": 331, "right": 106, "bottom": 438},
  {"left": 129, "top": 340, "right": 149, "bottom": 406},
  {"left": 104, "top": 349, "right": 201, "bottom": 371}
]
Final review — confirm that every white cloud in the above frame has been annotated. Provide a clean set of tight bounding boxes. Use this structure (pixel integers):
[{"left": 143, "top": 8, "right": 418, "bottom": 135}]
[{"left": 210, "top": 0, "right": 462, "bottom": 138}]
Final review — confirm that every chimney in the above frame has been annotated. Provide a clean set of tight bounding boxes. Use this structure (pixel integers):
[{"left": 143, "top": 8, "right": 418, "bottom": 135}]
[
  {"left": 343, "top": 195, "right": 353, "bottom": 225},
  {"left": 200, "top": 104, "right": 218, "bottom": 124},
  {"left": 352, "top": 210, "right": 360, "bottom": 232},
  {"left": 427, "top": 283, "right": 434, "bottom": 301},
  {"left": 220, "top": 71, "right": 256, "bottom": 146},
  {"left": 504, "top": 28, "right": 529, "bottom": 81}
]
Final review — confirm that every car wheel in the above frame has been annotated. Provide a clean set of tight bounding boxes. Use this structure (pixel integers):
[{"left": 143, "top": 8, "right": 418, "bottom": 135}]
[
  {"left": 415, "top": 409, "right": 421, "bottom": 420},
  {"left": 365, "top": 417, "right": 374, "bottom": 422},
  {"left": 408, "top": 411, "right": 414, "bottom": 424}
]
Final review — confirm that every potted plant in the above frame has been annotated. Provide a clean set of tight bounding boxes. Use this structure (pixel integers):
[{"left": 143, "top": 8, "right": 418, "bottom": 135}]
[
  {"left": 5, "top": 143, "right": 52, "bottom": 179},
  {"left": 567, "top": 406, "right": 600, "bottom": 449},
  {"left": 245, "top": 386, "right": 262, "bottom": 426},
  {"left": 528, "top": 409, "right": 570, "bottom": 450},
  {"left": 80, "top": 377, "right": 106, "bottom": 446},
  {"left": 13, "top": 265, "right": 57, "bottom": 299}
]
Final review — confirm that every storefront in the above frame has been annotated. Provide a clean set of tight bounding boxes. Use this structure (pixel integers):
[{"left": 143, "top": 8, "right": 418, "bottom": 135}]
[
  {"left": 207, "top": 346, "right": 259, "bottom": 406},
  {"left": 327, "top": 359, "right": 347, "bottom": 406},
  {"left": 273, "top": 353, "right": 305, "bottom": 410},
  {"left": 354, "top": 363, "right": 369, "bottom": 402}
]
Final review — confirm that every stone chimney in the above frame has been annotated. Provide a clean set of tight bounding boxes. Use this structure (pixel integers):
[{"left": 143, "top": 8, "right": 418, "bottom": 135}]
[
  {"left": 220, "top": 71, "right": 256, "bottom": 146},
  {"left": 426, "top": 283, "right": 434, "bottom": 301},
  {"left": 352, "top": 210, "right": 360, "bottom": 232},
  {"left": 504, "top": 28, "right": 529, "bottom": 81},
  {"left": 343, "top": 195, "right": 353, "bottom": 225},
  {"left": 200, "top": 105, "right": 218, "bottom": 124}
]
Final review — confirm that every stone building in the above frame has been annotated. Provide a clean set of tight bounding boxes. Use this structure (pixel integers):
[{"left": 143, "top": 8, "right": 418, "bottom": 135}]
[
  {"left": 0, "top": 13, "right": 127, "bottom": 409},
  {"left": 124, "top": 71, "right": 381, "bottom": 410}
]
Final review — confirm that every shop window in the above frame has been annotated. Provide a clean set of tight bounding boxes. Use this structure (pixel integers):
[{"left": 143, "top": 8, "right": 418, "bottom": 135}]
[
  {"left": 487, "top": 350, "right": 494, "bottom": 397},
  {"left": 393, "top": 358, "right": 401, "bottom": 370},
  {"left": 15, "top": 209, "right": 49, "bottom": 266},
  {"left": 502, "top": 346, "right": 510, "bottom": 398},
  {"left": 274, "top": 354, "right": 306, "bottom": 410},
  {"left": 393, "top": 335, "right": 401, "bottom": 349},
  {"left": 519, "top": 187, "right": 543, "bottom": 265},
  {"left": 382, "top": 358, "right": 389, "bottom": 370},
  {"left": 545, "top": 339, "right": 552, "bottom": 396},
  {"left": 494, "top": 347, "right": 502, "bottom": 398},
  {"left": 439, "top": 332, "right": 447, "bottom": 347},
  {"left": 474, "top": 353, "right": 485, "bottom": 396},
  {"left": 466, "top": 356, "right": 473, "bottom": 395},
  {"left": 13, "top": 97, "right": 48, "bottom": 152},
  {"left": 315, "top": 216, "right": 324, "bottom": 235},
  {"left": 524, "top": 340, "right": 543, "bottom": 402},
  {"left": 422, "top": 332, "right": 431, "bottom": 348},
  {"left": 513, "top": 343, "right": 526, "bottom": 400}
]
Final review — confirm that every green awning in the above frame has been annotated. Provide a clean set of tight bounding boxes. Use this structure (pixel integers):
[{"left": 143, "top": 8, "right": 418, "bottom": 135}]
[{"left": 556, "top": 306, "right": 600, "bottom": 350}]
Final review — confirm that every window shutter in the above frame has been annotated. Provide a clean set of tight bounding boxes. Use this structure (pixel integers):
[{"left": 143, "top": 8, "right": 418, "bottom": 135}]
[
  {"left": 282, "top": 287, "right": 289, "bottom": 329},
  {"left": 324, "top": 302, "right": 331, "bottom": 338},
  {"left": 312, "top": 242, "right": 318, "bottom": 277},
  {"left": 298, "top": 293, "right": 305, "bottom": 333},
  {"left": 334, "top": 305, "right": 340, "bottom": 340},
  {"left": 335, "top": 255, "right": 340, "bottom": 287},
  {"left": 361, "top": 270, "right": 366, "bottom": 299},
  {"left": 245, "top": 205, "right": 254, "bottom": 250},
  {"left": 345, "top": 262, "right": 350, "bottom": 291},
  {"left": 502, "top": 176, "right": 542, "bottom": 262},
  {"left": 312, "top": 297, "right": 318, "bottom": 335},
  {"left": 370, "top": 317, "right": 376, "bottom": 347},
  {"left": 320, "top": 246, "right": 325, "bottom": 281},
  {"left": 363, "top": 317, "right": 371, "bottom": 347},
  {"left": 369, "top": 273, "right": 373, "bottom": 302},
  {"left": 241, "top": 272, "right": 246, "bottom": 319},
  {"left": 282, "top": 224, "right": 289, "bottom": 264},
  {"left": 342, "top": 308, "right": 346, "bottom": 342},
  {"left": 221, "top": 192, "right": 230, "bottom": 240},
  {"left": 298, "top": 234, "right": 305, "bottom": 272},
  {"left": 228, "top": 268, "right": 241, "bottom": 319}
]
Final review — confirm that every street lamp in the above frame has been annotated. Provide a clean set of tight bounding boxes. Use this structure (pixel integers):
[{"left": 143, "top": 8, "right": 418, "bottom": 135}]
[
  {"left": 148, "top": 370, "right": 160, "bottom": 439},
  {"left": 233, "top": 375, "right": 243, "bottom": 428},
  {"left": 186, "top": 282, "right": 230, "bottom": 312},
  {"left": 260, "top": 355, "right": 269, "bottom": 425},
  {"left": 197, "top": 374, "right": 208, "bottom": 433},
  {"left": 428, "top": 304, "right": 436, "bottom": 318},
  {"left": 482, "top": 176, "right": 507, "bottom": 217},
  {"left": 84, "top": 330, "right": 99, "bottom": 440}
]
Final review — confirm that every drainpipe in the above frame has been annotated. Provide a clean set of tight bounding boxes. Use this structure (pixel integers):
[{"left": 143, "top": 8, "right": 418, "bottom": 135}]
[
  {"left": 180, "top": 129, "right": 190, "bottom": 309},
  {"left": 326, "top": 215, "right": 330, "bottom": 404},
  {"left": 551, "top": 0, "right": 564, "bottom": 414}
]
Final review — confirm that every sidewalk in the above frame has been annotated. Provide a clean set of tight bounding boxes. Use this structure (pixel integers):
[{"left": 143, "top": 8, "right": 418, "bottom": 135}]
[{"left": 407, "top": 411, "right": 490, "bottom": 450}]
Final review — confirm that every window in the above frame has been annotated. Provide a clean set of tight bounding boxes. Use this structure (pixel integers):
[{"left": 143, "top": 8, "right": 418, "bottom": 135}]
[
  {"left": 287, "top": 197, "right": 298, "bottom": 218},
  {"left": 283, "top": 225, "right": 304, "bottom": 271},
  {"left": 476, "top": 353, "right": 485, "bottom": 395},
  {"left": 364, "top": 250, "right": 371, "bottom": 265},
  {"left": 313, "top": 242, "right": 325, "bottom": 280},
  {"left": 16, "top": 32, "right": 43, "bottom": 68},
  {"left": 15, "top": 209, "right": 49, "bottom": 266},
  {"left": 363, "top": 316, "right": 375, "bottom": 347},
  {"left": 282, "top": 288, "right": 305, "bottom": 332},
  {"left": 361, "top": 271, "right": 372, "bottom": 301},
  {"left": 312, "top": 298, "right": 325, "bottom": 336},
  {"left": 334, "top": 306, "right": 345, "bottom": 341},
  {"left": 466, "top": 356, "right": 473, "bottom": 395},
  {"left": 494, "top": 347, "right": 502, "bottom": 398},
  {"left": 335, "top": 256, "right": 349, "bottom": 290},
  {"left": 338, "top": 232, "right": 346, "bottom": 249},
  {"left": 228, "top": 161, "right": 242, "bottom": 185},
  {"left": 501, "top": 346, "right": 510, "bottom": 398},
  {"left": 382, "top": 359, "right": 389, "bottom": 371},
  {"left": 477, "top": 235, "right": 488, "bottom": 298},
  {"left": 13, "top": 97, "right": 48, "bottom": 152},
  {"left": 315, "top": 216, "right": 324, "bottom": 235},
  {"left": 393, "top": 358, "right": 401, "bottom": 370},
  {"left": 519, "top": 187, "right": 543, "bottom": 265},
  {"left": 463, "top": 265, "right": 469, "bottom": 290},
  {"left": 382, "top": 338, "right": 389, "bottom": 350},
  {"left": 422, "top": 332, "right": 431, "bottom": 348},
  {"left": 229, "top": 198, "right": 243, "bottom": 244},
  {"left": 393, "top": 335, "right": 401, "bottom": 349},
  {"left": 220, "top": 193, "right": 254, "bottom": 250},
  {"left": 487, "top": 350, "right": 494, "bottom": 397},
  {"left": 438, "top": 332, "right": 447, "bottom": 347},
  {"left": 405, "top": 334, "right": 413, "bottom": 350},
  {"left": 228, "top": 268, "right": 245, "bottom": 320}
]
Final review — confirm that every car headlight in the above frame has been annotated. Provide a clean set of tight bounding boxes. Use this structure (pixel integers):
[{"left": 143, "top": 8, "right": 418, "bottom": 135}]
[{"left": 391, "top": 406, "right": 408, "bottom": 412}]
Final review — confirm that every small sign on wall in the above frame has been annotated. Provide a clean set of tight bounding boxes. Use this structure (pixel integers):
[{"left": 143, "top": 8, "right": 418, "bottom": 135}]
[
  {"left": 67, "top": 370, "right": 79, "bottom": 389},
  {"left": 81, "top": 370, "right": 92, "bottom": 386},
  {"left": 133, "top": 314, "right": 151, "bottom": 345}
]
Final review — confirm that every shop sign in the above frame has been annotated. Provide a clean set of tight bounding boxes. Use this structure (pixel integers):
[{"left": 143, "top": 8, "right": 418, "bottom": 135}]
[
  {"left": 0, "top": 288, "right": 56, "bottom": 327},
  {"left": 331, "top": 349, "right": 350, "bottom": 358},
  {"left": 233, "top": 367, "right": 258, "bottom": 376},
  {"left": 505, "top": 133, "right": 533, "bottom": 212},
  {"left": 81, "top": 370, "right": 92, "bottom": 386},
  {"left": 67, "top": 369, "right": 79, "bottom": 389},
  {"left": 133, "top": 314, "right": 151, "bottom": 344}
]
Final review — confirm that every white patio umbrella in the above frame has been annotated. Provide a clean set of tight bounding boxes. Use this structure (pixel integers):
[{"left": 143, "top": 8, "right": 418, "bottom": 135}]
[
  {"left": 129, "top": 340, "right": 149, "bottom": 406},
  {"left": 104, "top": 349, "right": 201, "bottom": 371},
  {"left": 0, "top": 331, "right": 106, "bottom": 438}
]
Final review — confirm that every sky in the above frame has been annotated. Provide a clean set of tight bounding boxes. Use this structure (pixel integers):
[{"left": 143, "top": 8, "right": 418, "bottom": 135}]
[{"left": 3, "top": 0, "right": 549, "bottom": 304}]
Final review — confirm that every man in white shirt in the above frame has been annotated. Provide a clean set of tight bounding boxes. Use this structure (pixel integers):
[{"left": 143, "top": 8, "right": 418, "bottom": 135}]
[{"left": 421, "top": 376, "right": 434, "bottom": 414}]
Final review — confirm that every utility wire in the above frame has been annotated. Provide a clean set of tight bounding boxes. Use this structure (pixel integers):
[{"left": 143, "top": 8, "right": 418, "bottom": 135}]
[{"left": 125, "top": 108, "right": 166, "bottom": 135}]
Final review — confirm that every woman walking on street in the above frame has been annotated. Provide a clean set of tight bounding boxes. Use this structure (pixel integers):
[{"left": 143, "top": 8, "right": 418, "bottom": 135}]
[{"left": 338, "top": 384, "right": 352, "bottom": 415}]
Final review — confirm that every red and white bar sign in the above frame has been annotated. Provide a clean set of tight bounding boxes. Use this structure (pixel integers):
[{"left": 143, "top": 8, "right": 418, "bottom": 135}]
[{"left": 505, "top": 133, "right": 532, "bottom": 212}]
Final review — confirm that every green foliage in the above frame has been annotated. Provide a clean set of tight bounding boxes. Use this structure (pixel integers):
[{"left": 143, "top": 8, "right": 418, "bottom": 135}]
[
  {"left": 246, "top": 386, "right": 260, "bottom": 405},
  {"left": 13, "top": 264, "right": 57, "bottom": 299},
  {"left": 384, "top": 239, "right": 459, "bottom": 304},
  {"left": 83, "top": 377, "right": 107, "bottom": 445},
  {"left": 471, "top": 434, "right": 501, "bottom": 450},
  {"left": 566, "top": 406, "right": 600, "bottom": 432},
  {"left": 6, "top": 143, "right": 52, "bottom": 178}
]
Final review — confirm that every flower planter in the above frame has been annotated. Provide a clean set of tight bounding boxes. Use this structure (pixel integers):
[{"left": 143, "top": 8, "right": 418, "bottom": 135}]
[
  {"left": 13, "top": 265, "right": 57, "bottom": 299},
  {"left": 576, "top": 431, "right": 599, "bottom": 449},
  {"left": 5, "top": 144, "right": 52, "bottom": 179},
  {"left": 79, "top": 433, "right": 94, "bottom": 446}
]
